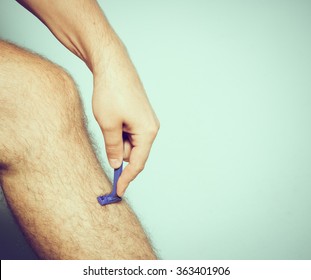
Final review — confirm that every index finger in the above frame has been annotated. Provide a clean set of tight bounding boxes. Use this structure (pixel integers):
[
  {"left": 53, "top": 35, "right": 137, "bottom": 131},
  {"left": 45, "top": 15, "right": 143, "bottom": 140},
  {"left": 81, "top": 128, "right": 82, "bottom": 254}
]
[{"left": 116, "top": 143, "right": 152, "bottom": 196}]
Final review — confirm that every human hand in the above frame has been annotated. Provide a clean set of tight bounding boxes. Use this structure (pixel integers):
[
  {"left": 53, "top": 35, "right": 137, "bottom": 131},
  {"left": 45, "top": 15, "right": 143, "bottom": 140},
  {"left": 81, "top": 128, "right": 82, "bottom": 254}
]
[{"left": 92, "top": 40, "right": 159, "bottom": 196}]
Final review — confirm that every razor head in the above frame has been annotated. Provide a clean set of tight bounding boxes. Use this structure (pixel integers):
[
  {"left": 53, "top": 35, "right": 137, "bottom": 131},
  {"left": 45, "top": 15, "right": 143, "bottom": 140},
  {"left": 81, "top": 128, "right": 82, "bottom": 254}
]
[
  {"left": 97, "top": 164, "right": 123, "bottom": 206},
  {"left": 97, "top": 194, "right": 122, "bottom": 206}
]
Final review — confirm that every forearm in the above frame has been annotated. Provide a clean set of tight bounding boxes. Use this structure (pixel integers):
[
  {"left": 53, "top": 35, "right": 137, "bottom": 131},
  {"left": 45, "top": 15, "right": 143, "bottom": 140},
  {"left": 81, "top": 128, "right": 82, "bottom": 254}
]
[{"left": 16, "top": 0, "right": 120, "bottom": 73}]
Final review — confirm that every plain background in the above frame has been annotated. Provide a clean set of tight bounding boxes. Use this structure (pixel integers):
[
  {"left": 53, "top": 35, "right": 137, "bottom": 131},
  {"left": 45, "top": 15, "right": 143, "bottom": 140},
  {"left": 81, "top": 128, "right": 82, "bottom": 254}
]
[{"left": 1, "top": 0, "right": 311, "bottom": 260}]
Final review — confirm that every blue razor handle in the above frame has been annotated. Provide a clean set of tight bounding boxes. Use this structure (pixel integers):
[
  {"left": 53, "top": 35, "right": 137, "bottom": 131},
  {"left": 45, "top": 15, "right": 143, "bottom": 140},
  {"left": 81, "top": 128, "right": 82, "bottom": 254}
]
[{"left": 97, "top": 163, "right": 123, "bottom": 206}]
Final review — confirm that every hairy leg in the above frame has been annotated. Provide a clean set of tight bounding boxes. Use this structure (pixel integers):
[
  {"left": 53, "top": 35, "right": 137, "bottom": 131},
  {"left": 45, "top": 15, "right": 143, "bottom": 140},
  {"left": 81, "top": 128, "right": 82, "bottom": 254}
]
[{"left": 0, "top": 41, "right": 156, "bottom": 260}]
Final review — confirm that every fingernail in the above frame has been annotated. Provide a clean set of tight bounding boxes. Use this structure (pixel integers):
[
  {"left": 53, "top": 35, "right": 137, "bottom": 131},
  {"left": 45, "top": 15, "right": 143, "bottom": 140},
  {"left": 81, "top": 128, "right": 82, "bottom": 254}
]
[{"left": 109, "top": 159, "right": 121, "bottom": 169}]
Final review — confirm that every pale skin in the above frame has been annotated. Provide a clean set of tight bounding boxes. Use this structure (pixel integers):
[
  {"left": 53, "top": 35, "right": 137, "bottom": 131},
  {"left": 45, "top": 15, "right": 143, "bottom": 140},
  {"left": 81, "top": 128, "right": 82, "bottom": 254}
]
[
  {"left": 17, "top": 0, "right": 160, "bottom": 196},
  {"left": 0, "top": 0, "right": 159, "bottom": 259}
]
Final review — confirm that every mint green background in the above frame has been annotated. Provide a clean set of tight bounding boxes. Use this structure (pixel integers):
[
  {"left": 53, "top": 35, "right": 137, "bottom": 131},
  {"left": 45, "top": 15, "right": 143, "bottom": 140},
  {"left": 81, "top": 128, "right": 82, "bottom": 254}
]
[{"left": 1, "top": 0, "right": 311, "bottom": 259}]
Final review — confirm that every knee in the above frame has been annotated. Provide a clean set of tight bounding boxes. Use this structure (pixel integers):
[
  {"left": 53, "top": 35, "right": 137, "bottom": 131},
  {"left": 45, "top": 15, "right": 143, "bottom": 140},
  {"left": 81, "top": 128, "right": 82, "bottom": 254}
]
[
  {"left": 1, "top": 42, "right": 82, "bottom": 120},
  {"left": 7, "top": 60, "right": 82, "bottom": 133},
  {"left": 0, "top": 42, "right": 85, "bottom": 165},
  {"left": 31, "top": 63, "right": 83, "bottom": 133}
]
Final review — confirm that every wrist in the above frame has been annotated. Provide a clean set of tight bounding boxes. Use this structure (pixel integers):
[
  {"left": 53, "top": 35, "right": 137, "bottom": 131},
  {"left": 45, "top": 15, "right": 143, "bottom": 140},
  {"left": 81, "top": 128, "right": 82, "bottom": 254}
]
[{"left": 88, "top": 32, "right": 125, "bottom": 76}]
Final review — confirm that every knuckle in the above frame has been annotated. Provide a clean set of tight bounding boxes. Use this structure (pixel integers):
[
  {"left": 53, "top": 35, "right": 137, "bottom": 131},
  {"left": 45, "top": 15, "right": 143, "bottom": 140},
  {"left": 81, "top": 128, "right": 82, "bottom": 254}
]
[
  {"left": 106, "top": 144, "right": 122, "bottom": 153},
  {"left": 92, "top": 112, "right": 116, "bottom": 132},
  {"left": 102, "top": 122, "right": 116, "bottom": 132},
  {"left": 132, "top": 162, "right": 145, "bottom": 173},
  {"left": 156, "top": 119, "right": 160, "bottom": 130},
  {"left": 155, "top": 121, "right": 160, "bottom": 133},
  {"left": 92, "top": 110, "right": 103, "bottom": 124},
  {"left": 146, "top": 122, "right": 160, "bottom": 138}
]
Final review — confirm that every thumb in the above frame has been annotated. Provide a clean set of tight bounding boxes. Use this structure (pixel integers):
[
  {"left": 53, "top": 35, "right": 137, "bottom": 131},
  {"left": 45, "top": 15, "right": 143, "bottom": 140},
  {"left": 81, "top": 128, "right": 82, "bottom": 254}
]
[{"left": 101, "top": 124, "right": 123, "bottom": 169}]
